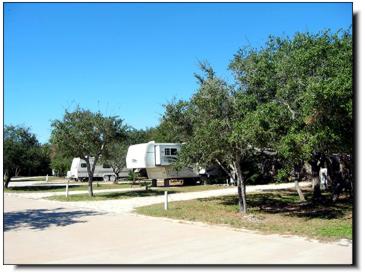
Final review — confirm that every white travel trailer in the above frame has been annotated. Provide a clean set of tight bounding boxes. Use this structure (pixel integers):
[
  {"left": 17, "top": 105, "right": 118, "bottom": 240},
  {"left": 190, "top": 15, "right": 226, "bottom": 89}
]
[
  {"left": 126, "top": 141, "right": 200, "bottom": 185},
  {"left": 67, "top": 157, "right": 129, "bottom": 182}
]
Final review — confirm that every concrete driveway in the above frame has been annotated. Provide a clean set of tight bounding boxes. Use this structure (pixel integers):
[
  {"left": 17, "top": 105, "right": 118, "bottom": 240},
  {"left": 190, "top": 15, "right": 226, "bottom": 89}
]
[{"left": 4, "top": 195, "right": 352, "bottom": 265}]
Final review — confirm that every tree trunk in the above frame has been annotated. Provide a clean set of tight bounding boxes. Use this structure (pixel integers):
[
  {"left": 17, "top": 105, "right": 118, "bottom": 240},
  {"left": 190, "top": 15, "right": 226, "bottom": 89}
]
[
  {"left": 310, "top": 157, "right": 322, "bottom": 202},
  {"left": 15, "top": 167, "right": 21, "bottom": 177},
  {"left": 215, "top": 159, "right": 236, "bottom": 184},
  {"left": 88, "top": 176, "right": 94, "bottom": 197},
  {"left": 4, "top": 172, "right": 12, "bottom": 189},
  {"left": 237, "top": 183, "right": 244, "bottom": 212},
  {"left": 295, "top": 180, "right": 306, "bottom": 202},
  {"left": 312, "top": 176, "right": 321, "bottom": 202},
  {"left": 112, "top": 168, "right": 119, "bottom": 184},
  {"left": 132, "top": 169, "right": 136, "bottom": 185},
  {"left": 84, "top": 157, "right": 95, "bottom": 197},
  {"left": 294, "top": 163, "right": 305, "bottom": 202},
  {"left": 235, "top": 158, "right": 247, "bottom": 214}
]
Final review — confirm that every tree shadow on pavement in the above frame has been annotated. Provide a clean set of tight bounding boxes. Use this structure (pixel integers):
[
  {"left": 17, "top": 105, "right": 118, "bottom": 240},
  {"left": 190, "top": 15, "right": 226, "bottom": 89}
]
[{"left": 4, "top": 208, "right": 102, "bottom": 232}]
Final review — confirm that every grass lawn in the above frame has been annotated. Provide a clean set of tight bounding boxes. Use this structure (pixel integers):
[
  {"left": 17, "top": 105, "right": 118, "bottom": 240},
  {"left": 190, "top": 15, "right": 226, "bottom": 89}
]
[
  {"left": 5, "top": 183, "right": 228, "bottom": 194},
  {"left": 135, "top": 189, "right": 352, "bottom": 241},
  {"left": 46, "top": 184, "right": 230, "bottom": 201},
  {"left": 154, "top": 184, "right": 231, "bottom": 192},
  {"left": 4, "top": 182, "right": 141, "bottom": 193},
  {"left": 47, "top": 189, "right": 180, "bottom": 201}
]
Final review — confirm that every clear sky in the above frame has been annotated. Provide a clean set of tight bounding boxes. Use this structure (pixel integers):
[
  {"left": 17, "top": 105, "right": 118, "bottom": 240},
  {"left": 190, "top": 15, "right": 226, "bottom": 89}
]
[{"left": 4, "top": 2, "right": 352, "bottom": 144}]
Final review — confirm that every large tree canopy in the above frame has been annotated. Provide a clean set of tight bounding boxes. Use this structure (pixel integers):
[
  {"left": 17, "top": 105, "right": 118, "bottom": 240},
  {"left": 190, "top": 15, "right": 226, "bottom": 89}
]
[
  {"left": 230, "top": 29, "right": 352, "bottom": 200},
  {"left": 230, "top": 29, "right": 352, "bottom": 159},
  {"left": 157, "top": 28, "right": 352, "bottom": 212},
  {"left": 51, "top": 107, "right": 128, "bottom": 196}
]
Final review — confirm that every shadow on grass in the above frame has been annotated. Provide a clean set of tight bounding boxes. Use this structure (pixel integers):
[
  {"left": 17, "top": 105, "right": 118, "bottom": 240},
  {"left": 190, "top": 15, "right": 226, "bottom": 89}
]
[
  {"left": 50, "top": 189, "right": 180, "bottom": 201},
  {"left": 96, "top": 189, "right": 178, "bottom": 199},
  {"left": 5, "top": 185, "right": 80, "bottom": 192},
  {"left": 4, "top": 208, "right": 101, "bottom": 232},
  {"left": 198, "top": 190, "right": 352, "bottom": 220}
]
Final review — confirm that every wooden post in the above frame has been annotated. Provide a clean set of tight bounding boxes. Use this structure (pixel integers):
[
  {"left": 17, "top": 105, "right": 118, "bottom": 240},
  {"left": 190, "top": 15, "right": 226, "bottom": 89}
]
[
  {"left": 46, "top": 174, "right": 48, "bottom": 183},
  {"left": 132, "top": 169, "right": 136, "bottom": 186},
  {"left": 164, "top": 191, "right": 168, "bottom": 210}
]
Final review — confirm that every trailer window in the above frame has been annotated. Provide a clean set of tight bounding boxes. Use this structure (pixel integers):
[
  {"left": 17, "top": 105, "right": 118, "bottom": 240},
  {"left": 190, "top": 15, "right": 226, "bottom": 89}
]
[
  {"left": 81, "top": 163, "right": 87, "bottom": 168},
  {"left": 103, "top": 164, "right": 111, "bottom": 168},
  {"left": 165, "top": 148, "right": 177, "bottom": 156}
]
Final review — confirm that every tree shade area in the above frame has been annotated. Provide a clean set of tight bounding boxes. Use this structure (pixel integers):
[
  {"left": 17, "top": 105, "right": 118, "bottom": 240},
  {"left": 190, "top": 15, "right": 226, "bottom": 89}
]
[{"left": 156, "top": 29, "right": 352, "bottom": 213}]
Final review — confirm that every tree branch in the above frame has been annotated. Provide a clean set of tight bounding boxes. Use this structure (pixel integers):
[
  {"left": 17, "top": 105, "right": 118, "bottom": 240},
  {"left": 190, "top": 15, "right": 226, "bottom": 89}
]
[
  {"left": 215, "top": 159, "right": 236, "bottom": 182},
  {"left": 275, "top": 99, "right": 297, "bottom": 120},
  {"left": 247, "top": 144, "right": 278, "bottom": 156}
]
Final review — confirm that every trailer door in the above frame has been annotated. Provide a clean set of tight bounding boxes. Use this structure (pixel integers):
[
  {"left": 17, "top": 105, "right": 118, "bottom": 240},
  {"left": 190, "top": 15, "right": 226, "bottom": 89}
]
[{"left": 155, "top": 145, "right": 161, "bottom": 165}]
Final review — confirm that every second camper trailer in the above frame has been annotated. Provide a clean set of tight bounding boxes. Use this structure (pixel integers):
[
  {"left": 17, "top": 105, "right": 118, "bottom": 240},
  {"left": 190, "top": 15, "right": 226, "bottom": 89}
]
[
  {"left": 126, "top": 141, "right": 201, "bottom": 185},
  {"left": 67, "top": 157, "right": 129, "bottom": 182}
]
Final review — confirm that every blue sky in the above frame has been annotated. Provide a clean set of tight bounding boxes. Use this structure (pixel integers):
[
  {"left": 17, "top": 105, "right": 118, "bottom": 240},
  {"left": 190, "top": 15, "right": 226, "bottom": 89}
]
[{"left": 4, "top": 3, "right": 352, "bottom": 143}]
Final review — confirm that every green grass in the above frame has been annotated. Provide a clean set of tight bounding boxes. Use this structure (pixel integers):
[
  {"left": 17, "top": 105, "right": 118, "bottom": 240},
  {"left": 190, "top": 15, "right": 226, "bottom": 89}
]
[
  {"left": 135, "top": 189, "right": 352, "bottom": 241},
  {"left": 155, "top": 184, "right": 230, "bottom": 192},
  {"left": 47, "top": 189, "right": 179, "bottom": 201},
  {"left": 45, "top": 184, "right": 230, "bottom": 201},
  {"left": 5, "top": 182, "right": 228, "bottom": 193},
  {"left": 4, "top": 182, "right": 140, "bottom": 193}
]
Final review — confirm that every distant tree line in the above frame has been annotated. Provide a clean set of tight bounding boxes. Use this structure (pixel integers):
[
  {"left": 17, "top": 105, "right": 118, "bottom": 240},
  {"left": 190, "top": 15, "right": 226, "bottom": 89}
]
[{"left": 3, "top": 125, "right": 52, "bottom": 188}]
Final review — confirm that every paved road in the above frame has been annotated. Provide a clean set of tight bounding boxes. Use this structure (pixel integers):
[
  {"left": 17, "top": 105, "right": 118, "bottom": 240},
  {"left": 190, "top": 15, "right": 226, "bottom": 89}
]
[{"left": 4, "top": 193, "right": 352, "bottom": 265}]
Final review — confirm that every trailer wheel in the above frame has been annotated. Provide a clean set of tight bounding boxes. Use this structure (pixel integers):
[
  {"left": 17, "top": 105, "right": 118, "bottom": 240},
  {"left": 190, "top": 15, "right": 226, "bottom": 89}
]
[
  {"left": 109, "top": 175, "right": 116, "bottom": 182},
  {"left": 103, "top": 175, "right": 109, "bottom": 182}
]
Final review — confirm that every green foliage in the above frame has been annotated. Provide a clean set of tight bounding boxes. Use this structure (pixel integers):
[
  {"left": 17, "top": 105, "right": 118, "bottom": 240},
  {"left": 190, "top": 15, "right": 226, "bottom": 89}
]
[
  {"left": 152, "top": 99, "right": 193, "bottom": 143},
  {"left": 127, "top": 169, "right": 137, "bottom": 181},
  {"left": 4, "top": 125, "right": 51, "bottom": 186},
  {"left": 230, "top": 29, "right": 352, "bottom": 166},
  {"left": 127, "top": 128, "right": 154, "bottom": 144},
  {"left": 51, "top": 107, "right": 128, "bottom": 161},
  {"left": 177, "top": 62, "right": 239, "bottom": 169},
  {"left": 50, "top": 153, "right": 71, "bottom": 176},
  {"left": 276, "top": 168, "right": 291, "bottom": 182},
  {"left": 51, "top": 107, "right": 128, "bottom": 195},
  {"left": 140, "top": 180, "right": 152, "bottom": 191},
  {"left": 156, "top": 28, "right": 352, "bottom": 210},
  {"left": 103, "top": 141, "right": 128, "bottom": 178}
]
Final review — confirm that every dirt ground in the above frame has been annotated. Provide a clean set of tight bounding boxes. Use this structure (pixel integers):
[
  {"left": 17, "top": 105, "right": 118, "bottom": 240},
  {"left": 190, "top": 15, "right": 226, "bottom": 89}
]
[{"left": 4, "top": 195, "right": 352, "bottom": 265}]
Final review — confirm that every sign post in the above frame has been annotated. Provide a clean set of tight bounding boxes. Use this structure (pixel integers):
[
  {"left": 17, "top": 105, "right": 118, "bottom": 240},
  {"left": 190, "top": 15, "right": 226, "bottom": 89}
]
[
  {"left": 164, "top": 191, "right": 168, "bottom": 210},
  {"left": 65, "top": 182, "right": 69, "bottom": 198}
]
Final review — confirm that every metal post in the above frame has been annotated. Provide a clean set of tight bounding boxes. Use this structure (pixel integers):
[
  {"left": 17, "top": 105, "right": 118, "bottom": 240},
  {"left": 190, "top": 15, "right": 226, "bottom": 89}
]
[
  {"left": 164, "top": 191, "right": 168, "bottom": 210},
  {"left": 65, "top": 182, "right": 69, "bottom": 198}
]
